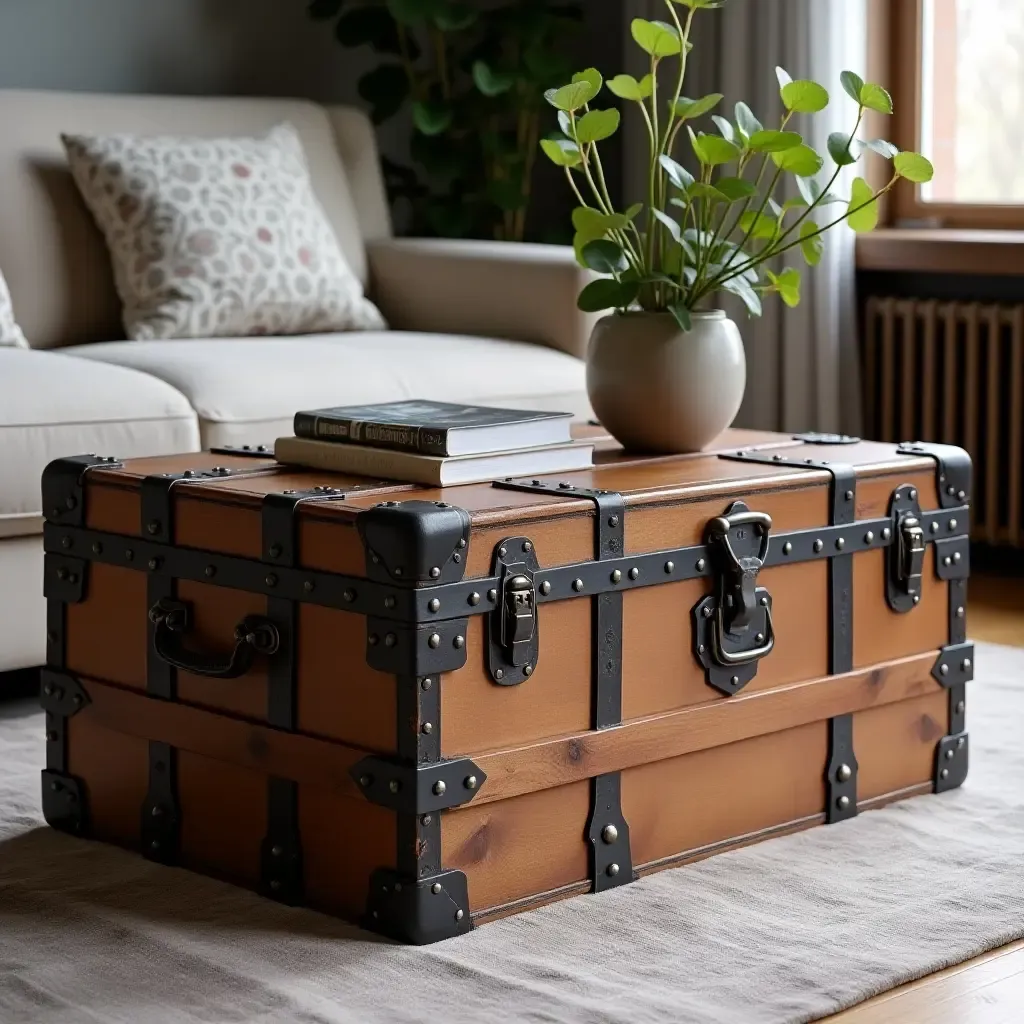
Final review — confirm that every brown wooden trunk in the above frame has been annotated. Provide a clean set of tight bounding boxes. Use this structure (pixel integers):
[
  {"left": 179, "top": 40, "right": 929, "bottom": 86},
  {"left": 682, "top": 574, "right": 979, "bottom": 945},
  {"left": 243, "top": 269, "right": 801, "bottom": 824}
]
[{"left": 39, "top": 431, "right": 973, "bottom": 943}]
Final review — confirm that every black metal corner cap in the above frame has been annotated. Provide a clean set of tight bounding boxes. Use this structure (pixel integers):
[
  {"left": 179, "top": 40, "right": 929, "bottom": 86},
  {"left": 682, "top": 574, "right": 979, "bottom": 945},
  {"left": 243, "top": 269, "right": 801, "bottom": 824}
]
[
  {"left": 41, "top": 454, "right": 121, "bottom": 527},
  {"left": 357, "top": 499, "right": 471, "bottom": 586},
  {"left": 897, "top": 442, "right": 972, "bottom": 508},
  {"left": 41, "top": 769, "right": 89, "bottom": 836},
  {"left": 364, "top": 868, "right": 471, "bottom": 945}
]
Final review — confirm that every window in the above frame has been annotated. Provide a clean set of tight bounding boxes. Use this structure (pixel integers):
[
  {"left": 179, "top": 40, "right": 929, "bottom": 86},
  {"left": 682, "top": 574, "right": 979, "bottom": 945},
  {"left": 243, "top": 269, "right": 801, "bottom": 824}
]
[{"left": 888, "top": 0, "right": 1024, "bottom": 227}]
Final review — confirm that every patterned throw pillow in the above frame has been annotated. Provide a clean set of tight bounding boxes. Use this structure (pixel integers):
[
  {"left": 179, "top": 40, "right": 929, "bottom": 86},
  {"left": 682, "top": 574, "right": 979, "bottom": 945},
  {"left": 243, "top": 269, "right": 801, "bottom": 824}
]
[
  {"left": 62, "top": 124, "right": 385, "bottom": 340},
  {"left": 0, "top": 269, "right": 27, "bottom": 348}
]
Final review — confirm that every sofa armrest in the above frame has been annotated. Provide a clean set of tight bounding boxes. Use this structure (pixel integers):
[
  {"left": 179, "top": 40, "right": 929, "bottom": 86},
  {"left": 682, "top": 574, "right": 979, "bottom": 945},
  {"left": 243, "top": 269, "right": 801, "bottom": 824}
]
[{"left": 366, "top": 239, "right": 598, "bottom": 360}]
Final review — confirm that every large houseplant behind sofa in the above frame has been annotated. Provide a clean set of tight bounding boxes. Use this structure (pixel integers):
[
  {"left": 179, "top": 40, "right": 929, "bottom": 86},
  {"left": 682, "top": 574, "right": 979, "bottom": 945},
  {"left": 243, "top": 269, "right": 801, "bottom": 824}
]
[{"left": 0, "top": 89, "right": 596, "bottom": 673}]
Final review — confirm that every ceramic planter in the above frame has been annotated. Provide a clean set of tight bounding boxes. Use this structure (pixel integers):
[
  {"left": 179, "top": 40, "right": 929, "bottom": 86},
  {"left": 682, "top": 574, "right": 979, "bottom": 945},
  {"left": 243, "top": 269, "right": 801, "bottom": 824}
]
[{"left": 586, "top": 309, "right": 746, "bottom": 453}]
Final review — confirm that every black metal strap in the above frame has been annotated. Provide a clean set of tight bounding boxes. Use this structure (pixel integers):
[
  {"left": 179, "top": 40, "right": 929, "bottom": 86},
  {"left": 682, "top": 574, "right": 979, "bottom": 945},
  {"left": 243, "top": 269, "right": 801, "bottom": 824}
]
[
  {"left": 592, "top": 491, "right": 625, "bottom": 729},
  {"left": 896, "top": 442, "right": 972, "bottom": 508},
  {"left": 587, "top": 772, "right": 633, "bottom": 891},
  {"left": 141, "top": 741, "right": 179, "bottom": 864},
  {"left": 261, "top": 777, "right": 302, "bottom": 904},
  {"left": 826, "top": 714, "right": 858, "bottom": 823}
]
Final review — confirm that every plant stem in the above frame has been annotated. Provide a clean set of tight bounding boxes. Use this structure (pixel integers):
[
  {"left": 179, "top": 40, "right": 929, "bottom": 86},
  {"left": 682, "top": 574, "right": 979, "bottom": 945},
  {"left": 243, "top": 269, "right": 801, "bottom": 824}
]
[{"left": 396, "top": 24, "right": 421, "bottom": 101}]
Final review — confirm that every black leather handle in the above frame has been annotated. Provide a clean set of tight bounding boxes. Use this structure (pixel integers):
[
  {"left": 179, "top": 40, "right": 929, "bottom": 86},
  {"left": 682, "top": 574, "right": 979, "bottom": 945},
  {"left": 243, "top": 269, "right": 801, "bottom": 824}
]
[{"left": 149, "top": 599, "right": 279, "bottom": 679}]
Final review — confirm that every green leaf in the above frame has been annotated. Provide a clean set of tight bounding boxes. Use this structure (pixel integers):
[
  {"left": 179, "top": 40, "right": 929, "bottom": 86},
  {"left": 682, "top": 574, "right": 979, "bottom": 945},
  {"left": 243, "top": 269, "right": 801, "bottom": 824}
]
[
  {"left": 572, "top": 68, "right": 604, "bottom": 96},
  {"left": 739, "top": 210, "right": 778, "bottom": 240},
  {"left": 827, "top": 131, "right": 865, "bottom": 166},
  {"left": 357, "top": 65, "right": 410, "bottom": 124},
  {"left": 772, "top": 144, "right": 824, "bottom": 177},
  {"left": 581, "top": 239, "right": 628, "bottom": 274},
  {"left": 780, "top": 80, "right": 830, "bottom": 114},
  {"left": 575, "top": 108, "right": 620, "bottom": 143},
  {"left": 631, "top": 18, "right": 682, "bottom": 56},
  {"left": 799, "top": 221, "right": 824, "bottom": 266},
  {"left": 714, "top": 177, "right": 758, "bottom": 202},
  {"left": 624, "top": 202, "right": 644, "bottom": 220},
  {"left": 893, "top": 151, "right": 935, "bottom": 183},
  {"left": 721, "top": 274, "right": 763, "bottom": 317},
  {"left": 544, "top": 79, "right": 599, "bottom": 112},
  {"left": 669, "top": 302, "right": 692, "bottom": 332},
  {"left": 735, "top": 102, "right": 763, "bottom": 141},
  {"left": 690, "top": 129, "right": 741, "bottom": 166},
  {"left": 672, "top": 93, "right": 724, "bottom": 120},
  {"left": 796, "top": 175, "right": 845, "bottom": 207},
  {"left": 659, "top": 154, "right": 695, "bottom": 191},
  {"left": 539, "top": 137, "right": 582, "bottom": 168},
  {"left": 472, "top": 61, "right": 515, "bottom": 97},
  {"left": 433, "top": 2, "right": 477, "bottom": 31},
  {"left": 865, "top": 138, "right": 899, "bottom": 159},
  {"left": 847, "top": 176, "right": 879, "bottom": 232},
  {"left": 607, "top": 73, "right": 653, "bottom": 100},
  {"left": 487, "top": 177, "right": 527, "bottom": 213},
  {"left": 672, "top": 0, "right": 724, "bottom": 8},
  {"left": 766, "top": 267, "right": 801, "bottom": 307},
  {"left": 558, "top": 111, "right": 573, "bottom": 137},
  {"left": 572, "top": 207, "right": 629, "bottom": 235},
  {"left": 748, "top": 130, "right": 802, "bottom": 153},
  {"left": 859, "top": 82, "right": 893, "bottom": 115},
  {"left": 776, "top": 66, "right": 794, "bottom": 89},
  {"left": 840, "top": 70, "right": 865, "bottom": 104},
  {"left": 686, "top": 182, "right": 729, "bottom": 204},
  {"left": 577, "top": 278, "right": 639, "bottom": 313},
  {"left": 412, "top": 100, "right": 453, "bottom": 136},
  {"left": 712, "top": 115, "right": 736, "bottom": 143},
  {"left": 651, "top": 208, "right": 684, "bottom": 244},
  {"left": 781, "top": 196, "right": 807, "bottom": 214}
]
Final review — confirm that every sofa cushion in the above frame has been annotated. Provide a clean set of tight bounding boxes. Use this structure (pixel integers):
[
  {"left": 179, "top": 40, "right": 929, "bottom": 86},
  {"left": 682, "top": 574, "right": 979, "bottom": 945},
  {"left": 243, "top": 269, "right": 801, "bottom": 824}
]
[
  {"left": 0, "top": 268, "right": 27, "bottom": 348},
  {"left": 62, "top": 333, "right": 592, "bottom": 449},
  {"left": 0, "top": 348, "right": 199, "bottom": 531}
]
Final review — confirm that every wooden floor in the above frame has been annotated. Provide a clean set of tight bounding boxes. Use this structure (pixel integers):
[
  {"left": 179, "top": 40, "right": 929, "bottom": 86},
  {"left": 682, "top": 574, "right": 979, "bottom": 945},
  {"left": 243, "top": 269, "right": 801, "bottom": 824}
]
[{"left": 827, "top": 572, "right": 1024, "bottom": 1022}]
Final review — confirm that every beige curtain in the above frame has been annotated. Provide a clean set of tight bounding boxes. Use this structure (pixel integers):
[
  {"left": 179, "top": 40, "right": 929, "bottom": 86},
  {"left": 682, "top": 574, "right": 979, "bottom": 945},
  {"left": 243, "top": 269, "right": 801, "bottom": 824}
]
[{"left": 622, "top": 0, "right": 866, "bottom": 434}]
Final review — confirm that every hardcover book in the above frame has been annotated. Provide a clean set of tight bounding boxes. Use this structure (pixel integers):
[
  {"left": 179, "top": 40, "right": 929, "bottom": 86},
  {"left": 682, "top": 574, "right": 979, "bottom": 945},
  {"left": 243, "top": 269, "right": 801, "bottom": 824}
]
[{"left": 292, "top": 400, "right": 574, "bottom": 457}]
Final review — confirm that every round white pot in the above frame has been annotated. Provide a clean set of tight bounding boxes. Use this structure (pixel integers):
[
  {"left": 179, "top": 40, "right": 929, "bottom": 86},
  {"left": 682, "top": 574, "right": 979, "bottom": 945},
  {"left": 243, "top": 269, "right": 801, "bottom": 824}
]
[{"left": 586, "top": 309, "right": 747, "bottom": 453}]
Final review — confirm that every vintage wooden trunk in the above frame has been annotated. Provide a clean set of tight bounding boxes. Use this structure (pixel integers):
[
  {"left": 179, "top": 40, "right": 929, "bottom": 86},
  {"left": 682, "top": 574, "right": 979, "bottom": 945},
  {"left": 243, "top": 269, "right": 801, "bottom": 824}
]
[{"left": 39, "top": 430, "right": 973, "bottom": 944}]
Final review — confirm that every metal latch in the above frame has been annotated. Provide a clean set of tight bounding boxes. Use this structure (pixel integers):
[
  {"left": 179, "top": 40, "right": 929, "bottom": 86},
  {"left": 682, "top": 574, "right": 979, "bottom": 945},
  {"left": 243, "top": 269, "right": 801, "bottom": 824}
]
[
  {"left": 501, "top": 574, "right": 536, "bottom": 664},
  {"left": 897, "top": 514, "right": 926, "bottom": 599}
]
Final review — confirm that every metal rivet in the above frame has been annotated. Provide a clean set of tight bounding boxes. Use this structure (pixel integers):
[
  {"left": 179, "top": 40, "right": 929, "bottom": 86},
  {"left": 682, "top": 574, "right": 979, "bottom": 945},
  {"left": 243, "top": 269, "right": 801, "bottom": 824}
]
[
  {"left": 468, "top": 591, "right": 481, "bottom": 606},
  {"left": 453, "top": 635, "right": 465, "bottom": 649},
  {"left": 368, "top": 634, "right": 379, "bottom": 647},
  {"left": 487, "top": 589, "right": 498, "bottom": 602},
  {"left": 931, "top": 522, "right": 939, "bottom": 533},
  {"left": 773, "top": 454, "right": 783, "bottom": 461},
  {"left": 882, "top": 527, "right": 892, "bottom": 541},
  {"left": 962, "top": 658, "right": 972, "bottom": 671},
  {"left": 837, "top": 795, "right": 851, "bottom": 810},
  {"left": 698, "top": 644, "right": 706, "bottom": 655},
  {"left": 629, "top": 567, "right": 639, "bottom": 580},
  {"left": 664, "top": 561, "right": 674, "bottom": 573},
  {"left": 151, "top": 840, "right": 161, "bottom": 851},
  {"left": 464, "top": 775, "right": 478, "bottom": 790},
  {"left": 61, "top": 537, "right": 73, "bottom": 550},
  {"left": 268, "top": 543, "right": 282, "bottom": 558},
  {"left": 913, "top": 594, "right": 921, "bottom": 604},
  {"left": 421, "top": 722, "right": 433, "bottom": 735},
  {"left": 611, "top": 569, "right": 622, "bottom": 584},
  {"left": 606, "top": 863, "right": 620, "bottom": 877},
  {"left": 940, "top": 767, "right": 949, "bottom": 780},
  {"left": 428, "top": 598, "right": 440, "bottom": 613},
  {"left": 499, "top": 546, "right": 507, "bottom": 558},
  {"left": 608, "top": 515, "right": 619, "bottom": 528},
  {"left": 943, "top": 556, "right": 952, "bottom": 567},
  {"left": 953, "top": 551, "right": 961, "bottom": 564},
  {"left": 813, "top": 539, "right": 823, "bottom": 553},
  {"left": 147, "top": 520, "right": 161, "bottom": 535},
  {"left": 270, "top": 880, "right": 281, "bottom": 891},
  {"left": 730, "top": 675, "right": 740, "bottom": 687},
  {"left": 945, "top": 748, "right": 955, "bottom": 761},
  {"left": 601, "top": 824, "right": 618, "bottom": 844},
  {"left": 782, "top": 542, "right": 793, "bottom": 555},
  {"left": 459, "top": 538, "right": 467, "bottom": 548},
  {"left": 125, "top": 549, "right": 134, "bottom": 561},
  {"left": 56, "top": 567, "right": 68, "bottom": 580},
  {"left": 265, "top": 573, "right": 277, "bottom": 586},
  {"left": 572, "top": 578, "right": 584, "bottom": 592},
  {"left": 455, "top": 909, "right": 464, "bottom": 922},
  {"left": 539, "top": 581, "right": 551, "bottom": 596},
  {"left": 949, "top": 519, "right": 957, "bottom": 531},
  {"left": 703, "top": 606, "right": 712, "bottom": 618},
  {"left": 148, "top": 558, "right": 160, "bottom": 571},
  {"left": 837, "top": 764, "right": 852, "bottom": 782},
  {"left": 428, "top": 633, "right": 441, "bottom": 649},
  {"left": 43, "top": 684, "right": 54, "bottom": 696},
  {"left": 65, "top": 496, "right": 77, "bottom": 510},
  {"left": 270, "top": 844, "right": 283, "bottom": 857},
  {"left": 205, "top": 565, "right": 216, "bottom": 578},
  {"left": 388, "top": 779, "right": 401, "bottom": 793},
  {"left": 393, "top": 567, "right": 403, "bottom": 576},
  {"left": 835, "top": 537, "right": 845, "bottom": 550},
  {"left": 696, "top": 558, "right": 706, "bottom": 572},
  {"left": 845, "top": 490, "right": 854, "bottom": 501},
  {"left": 385, "top": 633, "right": 396, "bottom": 648},
  {"left": 909, "top": 489, "right": 918, "bottom": 500},
  {"left": 524, "top": 664, "right": 534, "bottom": 677},
  {"left": 343, "top": 588, "right": 355, "bottom": 602},
  {"left": 956, "top": 700, "right": 965, "bottom": 714},
  {"left": 421, "top": 678, "right": 432, "bottom": 690},
  {"left": 940, "top": 663, "right": 949, "bottom": 675},
  {"left": 957, "top": 489, "right": 966, "bottom": 500},
  {"left": 429, "top": 567, "right": 440, "bottom": 579},
  {"left": 958, "top": 736, "right": 966, "bottom": 748},
  {"left": 755, "top": 633, "right": 765, "bottom": 644},
  {"left": 864, "top": 531, "right": 874, "bottom": 544},
  {"left": 495, "top": 668, "right": 505, "bottom": 681},
  {"left": 433, "top": 781, "right": 446, "bottom": 796},
  {"left": 956, "top": 606, "right": 965, "bottom": 618},
  {"left": 431, "top": 883, "right": 442, "bottom": 894},
  {"left": 523, "top": 540, "right": 533, "bottom": 553},
  {"left": 384, "top": 596, "right": 396, "bottom": 610},
  {"left": 67, "top": 573, "right": 78, "bottom": 584}
]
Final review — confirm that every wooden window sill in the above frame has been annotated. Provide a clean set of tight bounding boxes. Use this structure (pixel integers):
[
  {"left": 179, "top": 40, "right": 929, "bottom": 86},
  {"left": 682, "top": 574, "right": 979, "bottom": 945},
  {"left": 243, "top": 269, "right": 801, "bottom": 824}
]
[{"left": 856, "top": 229, "right": 1024, "bottom": 276}]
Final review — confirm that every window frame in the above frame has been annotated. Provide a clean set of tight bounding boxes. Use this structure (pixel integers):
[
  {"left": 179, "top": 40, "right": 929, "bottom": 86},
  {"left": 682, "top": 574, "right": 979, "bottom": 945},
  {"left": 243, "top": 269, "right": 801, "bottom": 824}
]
[{"left": 884, "top": 0, "right": 1024, "bottom": 229}]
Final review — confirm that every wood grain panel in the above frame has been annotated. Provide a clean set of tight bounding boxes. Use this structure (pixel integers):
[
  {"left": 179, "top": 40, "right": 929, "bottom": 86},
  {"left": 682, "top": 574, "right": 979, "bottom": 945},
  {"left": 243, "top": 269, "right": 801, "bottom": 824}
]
[
  {"left": 174, "top": 579, "right": 269, "bottom": 721},
  {"left": 300, "top": 788, "right": 396, "bottom": 921},
  {"left": 443, "top": 780, "right": 590, "bottom": 914},
  {"left": 85, "top": 483, "right": 140, "bottom": 536},
  {"left": 178, "top": 751, "right": 266, "bottom": 884},
  {"left": 441, "top": 599, "right": 591, "bottom": 757},
  {"left": 465, "top": 515, "right": 595, "bottom": 578},
  {"left": 297, "top": 605, "right": 396, "bottom": 753},
  {"left": 175, "top": 498, "right": 262, "bottom": 558},
  {"left": 854, "top": 689, "right": 948, "bottom": 800},
  {"left": 67, "top": 712, "right": 148, "bottom": 849},
  {"left": 298, "top": 517, "right": 365, "bottom": 576},
  {"left": 854, "top": 467, "right": 940, "bottom": 519},
  {"left": 623, "top": 721, "right": 828, "bottom": 866},
  {"left": 66, "top": 563, "right": 147, "bottom": 689}
]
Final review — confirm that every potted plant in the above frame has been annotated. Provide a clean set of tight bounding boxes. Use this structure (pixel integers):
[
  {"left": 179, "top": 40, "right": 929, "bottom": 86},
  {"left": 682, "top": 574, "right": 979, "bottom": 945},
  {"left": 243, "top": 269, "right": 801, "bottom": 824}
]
[{"left": 539, "top": 0, "right": 933, "bottom": 452}]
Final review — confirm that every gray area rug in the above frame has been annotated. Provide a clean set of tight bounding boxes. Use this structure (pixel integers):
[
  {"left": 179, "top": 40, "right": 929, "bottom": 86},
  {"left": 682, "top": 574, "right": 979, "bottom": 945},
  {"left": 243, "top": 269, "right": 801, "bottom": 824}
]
[{"left": 1, "top": 641, "right": 1022, "bottom": 1024}]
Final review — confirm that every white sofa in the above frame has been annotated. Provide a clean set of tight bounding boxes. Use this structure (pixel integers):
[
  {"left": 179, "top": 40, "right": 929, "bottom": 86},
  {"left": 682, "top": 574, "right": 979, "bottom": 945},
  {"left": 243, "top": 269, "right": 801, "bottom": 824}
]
[{"left": 0, "top": 89, "right": 597, "bottom": 672}]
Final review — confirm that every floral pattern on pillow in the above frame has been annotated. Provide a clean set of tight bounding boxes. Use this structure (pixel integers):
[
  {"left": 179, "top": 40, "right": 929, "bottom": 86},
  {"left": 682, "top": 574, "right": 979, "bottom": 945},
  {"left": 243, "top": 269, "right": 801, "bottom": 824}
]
[
  {"left": 62, "top": 124, "right": 385, "bottom": 340},
  {"left": 0, "top": 270, "right": 27, "bottom": 348}
]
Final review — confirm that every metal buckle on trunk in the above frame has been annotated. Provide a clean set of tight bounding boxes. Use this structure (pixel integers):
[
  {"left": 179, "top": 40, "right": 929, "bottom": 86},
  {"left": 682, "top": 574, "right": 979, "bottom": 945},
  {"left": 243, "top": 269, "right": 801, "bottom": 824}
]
[
  {"left": 501, "top": 574, "right": 536, "bottom": 656},
  {"left": 693, "top": 501, "right": 776, "bottom": 696},
  {"left": 886, "top": 484, "right": 927, "bottom": 613},
  {"left": 487, "top": 537, "right": 541, "bottom": 686},
  {"left": 897, "top": 514, "right": 926, "bottom": 592}
]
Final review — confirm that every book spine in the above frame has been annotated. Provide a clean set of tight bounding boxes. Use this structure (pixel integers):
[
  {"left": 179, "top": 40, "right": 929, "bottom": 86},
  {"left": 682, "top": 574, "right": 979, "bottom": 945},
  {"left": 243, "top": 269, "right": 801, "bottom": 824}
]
[
  {"left": 275, "top": 439, "right": 441, "bottom": 486},
  {"left": 292, "top": 414, "right": 449, "bottom": 456}
]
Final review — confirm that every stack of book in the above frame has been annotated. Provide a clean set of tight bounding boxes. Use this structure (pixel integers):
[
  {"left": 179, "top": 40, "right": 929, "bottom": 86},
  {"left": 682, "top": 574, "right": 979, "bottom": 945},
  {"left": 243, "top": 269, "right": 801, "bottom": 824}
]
[{"left": 274, "top": 400, "right": 594, "bottom": 486}]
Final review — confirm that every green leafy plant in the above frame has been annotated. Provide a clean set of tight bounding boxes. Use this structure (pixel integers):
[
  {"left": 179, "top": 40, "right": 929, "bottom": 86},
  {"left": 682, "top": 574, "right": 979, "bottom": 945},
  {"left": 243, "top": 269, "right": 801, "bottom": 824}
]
[
  {"left": 310, "top": 0, "right": 583, "bottom": 240},
  {"left": 539, "top": 0, "right": 934, "bottom": 329}
]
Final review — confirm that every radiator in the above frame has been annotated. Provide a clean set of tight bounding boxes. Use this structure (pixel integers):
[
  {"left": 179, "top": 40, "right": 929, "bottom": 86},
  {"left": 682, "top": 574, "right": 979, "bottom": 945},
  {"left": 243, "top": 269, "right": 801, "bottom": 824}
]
[{"left": 862, "top": 297, "right": 1024, "bottom": 548}]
